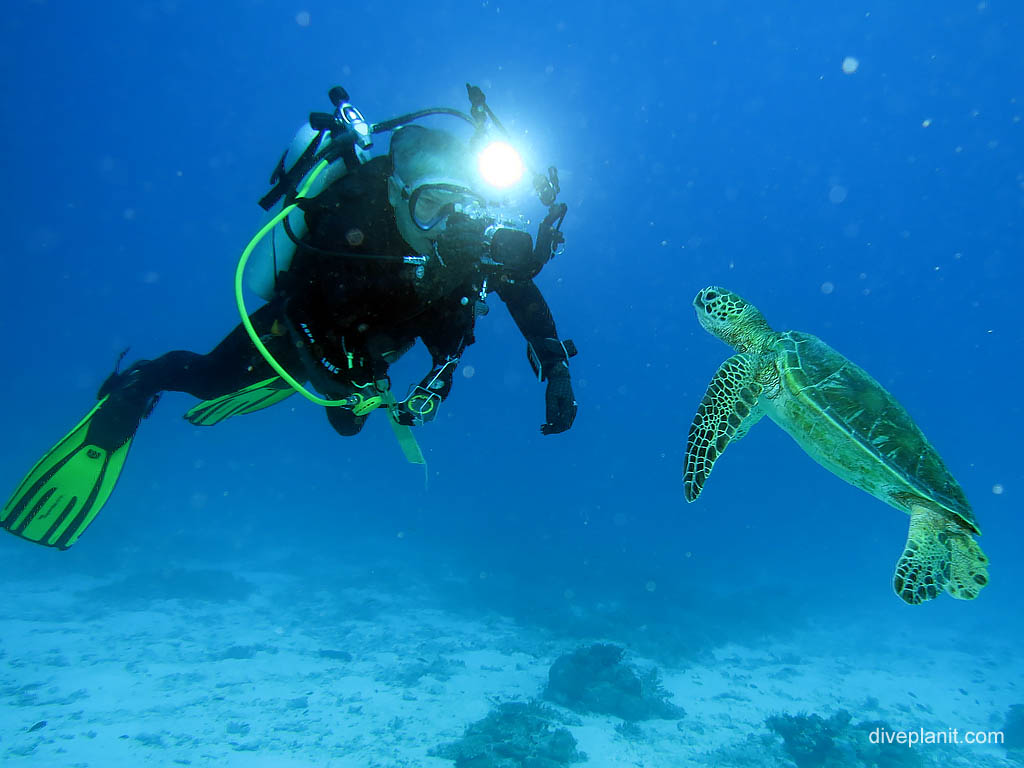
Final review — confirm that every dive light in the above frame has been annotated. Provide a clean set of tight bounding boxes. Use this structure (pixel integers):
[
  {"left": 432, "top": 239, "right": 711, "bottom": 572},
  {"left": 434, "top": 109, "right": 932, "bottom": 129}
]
[{"left": 477, "top": 140, "right": 524, "bottom": 189}]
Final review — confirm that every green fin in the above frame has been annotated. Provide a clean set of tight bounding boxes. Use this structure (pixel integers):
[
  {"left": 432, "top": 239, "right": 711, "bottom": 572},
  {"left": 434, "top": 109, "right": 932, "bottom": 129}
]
[
  {"left": 893, "top": 504, "right": 989, "bottom": 604},
  {"left": 1, "top": 396, "right": 134, "bottom": 549},
  {"left": 184, "top": 376, "right": 296, "bottom": 426},
  {"left": 683, "top": 353, "right": 763, "bottom": 502}
]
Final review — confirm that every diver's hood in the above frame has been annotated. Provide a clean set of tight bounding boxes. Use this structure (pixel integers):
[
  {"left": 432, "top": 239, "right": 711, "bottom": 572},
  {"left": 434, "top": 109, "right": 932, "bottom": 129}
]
[
  {"left": 389, "top": 124, "right": 519, "bottom": 231},
  {"left": 390, "top": 125, "right": 474, "bottom": 185}
]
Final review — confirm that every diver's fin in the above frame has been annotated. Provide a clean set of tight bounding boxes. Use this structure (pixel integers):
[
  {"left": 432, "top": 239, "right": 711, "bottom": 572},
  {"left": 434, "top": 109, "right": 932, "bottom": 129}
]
[
  {"left": 1, "top": 396, "right": 135, "bottom": 549},
  {"left": 683, "top": 353, "right": 763, "bottom": 502},
  {"left": 184, "top": 377, "right": 296, "bottom": 426}
]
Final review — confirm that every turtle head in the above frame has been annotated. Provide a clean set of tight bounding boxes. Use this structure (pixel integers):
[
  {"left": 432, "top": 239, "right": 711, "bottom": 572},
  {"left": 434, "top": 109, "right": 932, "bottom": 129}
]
[{"left": 693, "top": 286, "right": 772, "bottom": 352}]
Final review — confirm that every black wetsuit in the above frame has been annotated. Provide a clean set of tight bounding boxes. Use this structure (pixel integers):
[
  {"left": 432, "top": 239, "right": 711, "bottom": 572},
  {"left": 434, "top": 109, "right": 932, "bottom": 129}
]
[{"left": 93, "top": 155, "right": 567, "bottom": 442}]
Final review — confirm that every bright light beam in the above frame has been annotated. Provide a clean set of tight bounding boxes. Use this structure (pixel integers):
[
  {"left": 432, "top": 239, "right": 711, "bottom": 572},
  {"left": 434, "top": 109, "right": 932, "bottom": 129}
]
[{"left": 477, "top": 141, "right": 524, "bottom": 188}]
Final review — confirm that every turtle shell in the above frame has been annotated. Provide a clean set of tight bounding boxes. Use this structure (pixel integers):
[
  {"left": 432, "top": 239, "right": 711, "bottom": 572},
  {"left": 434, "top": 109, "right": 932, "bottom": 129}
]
[{"left": 775, "top": 331, "right": 976, "bottom": 531}]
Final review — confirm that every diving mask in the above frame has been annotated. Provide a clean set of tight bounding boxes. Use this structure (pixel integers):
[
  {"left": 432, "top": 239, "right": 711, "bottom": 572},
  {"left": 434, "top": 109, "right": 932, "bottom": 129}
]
[{"left": 406, "top": 179, "right": 486, "bottom": 231}]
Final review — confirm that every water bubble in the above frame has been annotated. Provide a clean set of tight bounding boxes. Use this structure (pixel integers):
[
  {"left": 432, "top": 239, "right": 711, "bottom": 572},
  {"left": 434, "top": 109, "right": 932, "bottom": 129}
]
[
  {"left": 829, "top": 185, "right": 848, "bottom": 204},
  {"left": 992, "top": 484, "right": 1004, "bottom": 495},
  {"left": 820, "top": 282, "right": 835, "bottom": 295},
  {"left": 295, "top": 11, "right": 311, "bottom": 26},
  {"left": 645, "top": 581, "right": 657, "bottom": 593},
  {"left": 842, "top": 57, "right": 860, "bottom": 74},
  {"left": 462, "top": 365, "right": 476, "bottom": 379}
]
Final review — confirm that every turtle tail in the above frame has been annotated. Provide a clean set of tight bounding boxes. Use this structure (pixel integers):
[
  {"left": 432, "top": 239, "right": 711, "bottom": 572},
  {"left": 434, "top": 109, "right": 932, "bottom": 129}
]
[{"left": 893, "top": 504, "right": 989, "bottom": 604}]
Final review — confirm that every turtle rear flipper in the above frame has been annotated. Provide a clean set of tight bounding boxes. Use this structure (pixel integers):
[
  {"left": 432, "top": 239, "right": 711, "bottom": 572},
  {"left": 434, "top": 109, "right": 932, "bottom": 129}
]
[
  {"left": 893, "top": 504, "right": 989, "bottom": 604},
  {"left": 893, "top": 505, "right": 951, "bottom": 604},
  {"left": 946, "top": 531, "right": 989, "bottom": 600}
]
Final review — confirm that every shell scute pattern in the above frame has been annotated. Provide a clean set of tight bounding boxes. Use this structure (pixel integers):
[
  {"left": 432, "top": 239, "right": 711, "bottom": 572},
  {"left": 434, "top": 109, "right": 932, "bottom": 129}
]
[{"left": 775, "top": 332, "right": 974, "bottom": 529}]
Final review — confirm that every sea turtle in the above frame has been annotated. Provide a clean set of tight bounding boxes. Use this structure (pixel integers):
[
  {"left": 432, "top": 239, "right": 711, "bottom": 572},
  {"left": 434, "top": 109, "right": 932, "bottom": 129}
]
[{"left": 683, "top": 286, "right": 988, "bottom": 605}]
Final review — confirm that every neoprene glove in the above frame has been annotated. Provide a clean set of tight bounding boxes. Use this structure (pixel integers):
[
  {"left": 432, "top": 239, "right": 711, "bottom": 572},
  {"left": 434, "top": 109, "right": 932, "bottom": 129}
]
[{"left": 542, "top": 367, "right": 577, "bottom": 435}]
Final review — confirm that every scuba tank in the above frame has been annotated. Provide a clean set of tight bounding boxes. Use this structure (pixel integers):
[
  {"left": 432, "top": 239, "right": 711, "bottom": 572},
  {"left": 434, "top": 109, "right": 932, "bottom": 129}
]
[{"left": 246, "top": 87, "right": 372, "bottom": 300}]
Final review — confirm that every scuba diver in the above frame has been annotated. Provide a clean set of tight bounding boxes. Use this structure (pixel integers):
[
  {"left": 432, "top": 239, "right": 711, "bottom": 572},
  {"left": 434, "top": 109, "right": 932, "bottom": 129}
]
[{"left": 1, "top": 84, "right": 577, "bottom": 550}]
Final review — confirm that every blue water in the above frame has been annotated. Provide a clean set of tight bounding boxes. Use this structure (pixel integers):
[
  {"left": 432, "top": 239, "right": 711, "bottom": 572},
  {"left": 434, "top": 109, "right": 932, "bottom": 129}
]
[{"left": 1, "top": 2, "right": 1021, "bottom": 765}]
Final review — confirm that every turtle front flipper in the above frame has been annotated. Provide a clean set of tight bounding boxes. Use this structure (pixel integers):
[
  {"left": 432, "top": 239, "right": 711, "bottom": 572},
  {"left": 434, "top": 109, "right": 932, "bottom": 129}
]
[
  {"left": 684, "top": 353, "right": 764, "bottom": 502},
  {"left": 893, "top": 504, "right": 989, "bottom": 604},
  {"left": 733, "top": 403, "right": 764, "bottom": 442}
]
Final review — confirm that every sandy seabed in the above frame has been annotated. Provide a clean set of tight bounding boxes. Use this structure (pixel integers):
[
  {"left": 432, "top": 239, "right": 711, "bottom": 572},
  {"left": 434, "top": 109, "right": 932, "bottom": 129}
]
[{"left": 1, "top": 565, "right": 1018, "bottom": 768}]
